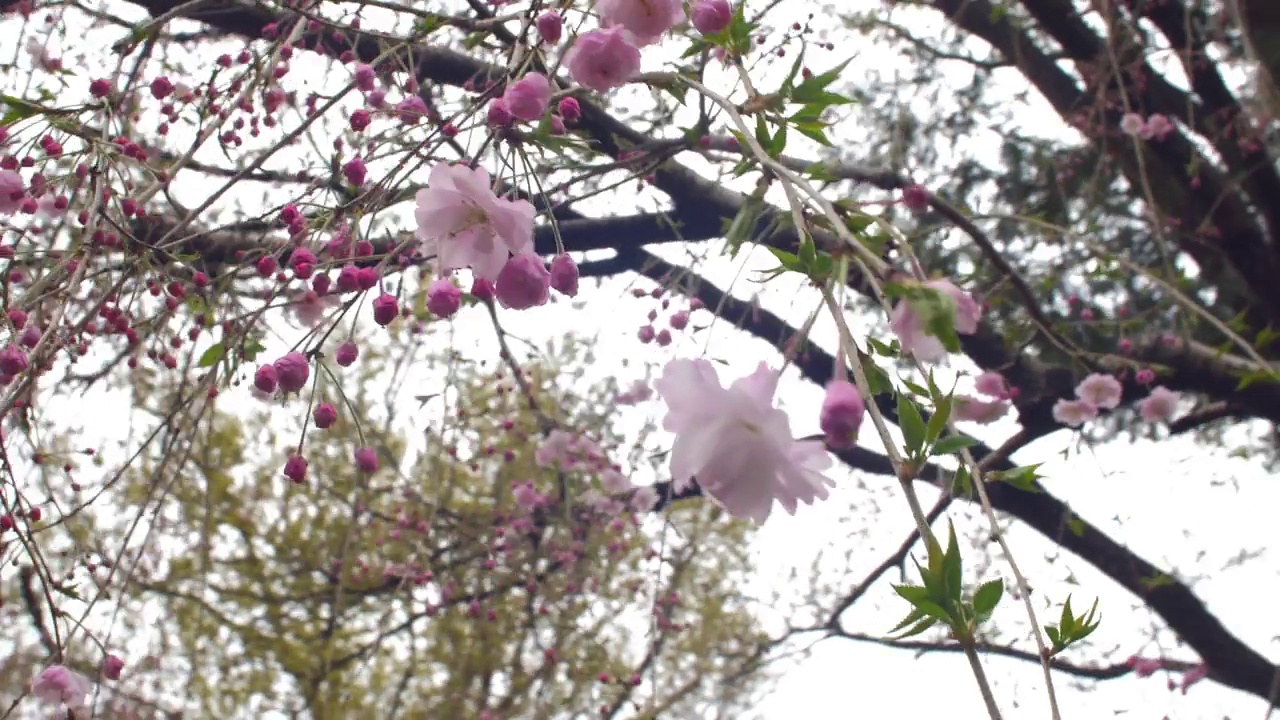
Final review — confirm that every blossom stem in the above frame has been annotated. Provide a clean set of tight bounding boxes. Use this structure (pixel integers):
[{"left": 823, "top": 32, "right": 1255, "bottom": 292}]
[{"left": 961, "top": 636, "right": 1005, "bottom": 720}]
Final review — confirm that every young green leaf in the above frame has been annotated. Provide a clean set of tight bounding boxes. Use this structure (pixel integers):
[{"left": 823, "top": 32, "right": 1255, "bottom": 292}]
[
  {"left": 972, "top": 579, "right": 1004, "bottom": 620},
  {"left": 897, "top": 393, "right": 927, "bottom": 457}
]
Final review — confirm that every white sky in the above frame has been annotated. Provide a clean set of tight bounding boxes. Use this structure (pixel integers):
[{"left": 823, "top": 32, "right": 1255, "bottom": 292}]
[{"left": 3, "top": 0, "right": 1277, "bottom": 718}]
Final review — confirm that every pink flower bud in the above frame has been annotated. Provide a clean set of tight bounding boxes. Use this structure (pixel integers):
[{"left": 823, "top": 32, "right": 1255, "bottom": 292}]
[
  {"left": 689, "top": 0, "right": 732, "bottom": 35},
  {"left": 0, "top": 344, "right": 28, "bottom": 376},
  {"left": 536, "top": 11, "right": 563, "bottom": 44},
  {"left": 558, "top": 97, "right": 580, "bottom": 122},
  {"left": 335, "top": 341, "right": 359, "bottom": 367},
  {"left": 354, "top": 447, "right": 378, "bottom": 473},
  {"left": 426, "top": 278, "right": 462, "bottom": 318},
  {"left": 372, "top": 293, "right": 399, "bottom": 326},
  {"left": 313, "top": 403, "right": 337, "bottom": 429},
  {"left": 494, "top": 253, "right": 551, "bottom": 310},
  {"left": 253, "top": 364, "right": 278, "bottom": 394},
  {"left": 284, "top": 454, "right": 308, "bottom": 483},
  {"left": 273, "top": 351, "right": 310, "bottom": 392},
  {"left": 549, "top": 254, "right": 579, "bottom": 297},
  {"left": 820, "top": 380, "right": 864, "bottom": 448},
  {"left": 101, "top": 654, "right": 124, "bottom": 681}
]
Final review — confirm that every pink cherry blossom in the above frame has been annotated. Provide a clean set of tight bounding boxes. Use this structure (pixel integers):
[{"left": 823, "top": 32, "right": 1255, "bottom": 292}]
[
  {"left": 1139, "top": 386, "right": 1178, "bottom": 422},
  {"left": 1180, "top": 663, "right": 1209, "bottom": 694},
  {"left": 1145, "top": 113, "right": 1175, "bottom": 141},
  {"left": 890, "top": 279, "right": 981, "bottom": 362},
  {"left": 1075, "top": 372, "right": 1122, "bottom": 409},
  {"left": 973, "top": 371, "right": 1008, "bottom": 398},
  {"left": 1127, "top": 655, "right": 1164, "bottom": 678},
  {"left": 630, "top": 484, "right": 659, "bottom": 512},
  {"left": 617, "top": 379, "right": 652, "bottom": 405},
  {"left": 654, "top": 358, "right": 835, "bottom": 524},
  {"left": 503, "top": 72, "right": 552, "bottom": 122},
  {"left": 566, "top": 27, "right": 642, "bottom": 93},
  {"left": 415, "top": 163, "right": 536, "bottom": 281},
  {"left": 1119, "top": 112, "right": 1145, "bottom": 136},
  {"left": 953, "top": 395, "right": 1009, "bottom": 425},
  {"left": 600, "top": 468, "right": 633, "bottom": 493},
  {"left": 597, "top": 0, "right": 684, "bottom": 45},
  {"left": 31, "top": 665, "right": 90, "bottom": 710},
  {"left": 290, "top": 290, "right": 340, "bottom": 328},
  {"left": 0, "top": 169, "right": 25, "bottom": 215},
  {"left": 1052, "top": 398, "right": 1098, "bottom": 427}
]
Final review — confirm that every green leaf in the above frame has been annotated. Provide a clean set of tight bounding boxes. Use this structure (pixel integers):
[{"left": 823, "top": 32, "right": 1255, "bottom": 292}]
[
  {"left": 893, "top": 584, "right": 931, "bottom": 605},
  {"left": 888, "top": 606, "right": 930, "bottom": 635},
  {"left": 894, "top": 616, "right": 940, "bottom": 639},
  {"left": 932, "top": 436, "right": 978, "bottom": 456},
  {"left": 972, "top": 579, "right": 1004, "bottom": 620},
  {"left": 779, "top": 46, "right": 806, "bottom": 94},
  {"left": 198, "top": 343, "right": 225, "bottom": 368},
  {"left": 897, "top": 393, "right": 927, "bottom": 456},
  {"left": 941, "top": 522, "right": 963, "bottom": 601},
  {"left": 925, "top": 393, "right": 952, "bottom": 446},
  {"left": 790, "top": 59, "right": 853, "bottom": 104},
  {"left": 792, "top": 120, "right": 833, "bottom": 146},
  {"left": 765, "top": 246, "right": 803, "bottom": 273}
]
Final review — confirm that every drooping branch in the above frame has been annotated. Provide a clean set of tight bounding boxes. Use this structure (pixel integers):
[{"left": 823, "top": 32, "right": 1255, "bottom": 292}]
[{"left": 581, "top": 246, "right": 1280, "bottom": 705}]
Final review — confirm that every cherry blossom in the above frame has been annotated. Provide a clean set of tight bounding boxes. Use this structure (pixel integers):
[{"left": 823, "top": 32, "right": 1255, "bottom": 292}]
[
  {"left": 953, "top": 396, "right": 1010, "bottom": 425},
  {"left": 654, "top": 358, "right": 835, "bottom": 523},
  {"left": 415, "top": 163, "right": 536, "bottom": 281},
  {"left": 31, "top": 665, "right": 90, "bottom": 711},
  {"left": 566, "top": 27, "right": 642, "bottom": 93},
  {"left": 973, "top": 371, "right": 1009, "bottom": 398},
  {"left": 1075, "top": 372, "right": 1123, "bottom": 409},
  {"left": 597, "top": 0, "right": 683, "bottom": 45},
  {"left": 890, "top": 279, "right": 981, "bottom": 362},
  {"left": 1139, "top": 386, "right": 1179, "bottom": 422},
  {"left": 1052, "top": 398, "right": 1098, "bottom": 427}
]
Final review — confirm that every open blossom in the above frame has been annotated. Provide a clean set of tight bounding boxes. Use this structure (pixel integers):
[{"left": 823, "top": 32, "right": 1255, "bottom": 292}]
[
  {"left": 630, "top": 484, "right": 659, "bottom": 512},
  {"left": 289, "top": 290, "right": 340, "bottom": 328},
  {"left": 654, "top": 359, "right": 835, "bottom": 524},
  {"left": 566, "top": 27, "right": 642, "bottom": 92},
  {"left": 617, "top": 379, "right": 652, "bottom": 405},
  {"left": 415, "top": 163, "right": 536, "bottom": 281},
  {"left": 953, "top": 396, "right": 1009, "bottom": 425},
  {"left": 974, "top": 371, "right": 1008, "bottom": 398},
  {"left": 597, "top": 0, "right": 684, "bottom": 45},
  {"left": 503, "top": 72, "right": 552, "bottom": 122},
  {"left": 890, "top": 279, "right": 981, "bottom": 362},
  {"left": 600, "top": 468, "right": 633, "bottom": 494},
  {"left": 32, "top": 665, "right": 90, "bottom": 710},
  {"left": 1139, "top": 386, "right": 1179, "bottom": 422},
  {"left": 1120, "top": 112, "right": 1145, "bottom": 136},
  {"left": 1075, "top": 372, "right": 1123, "bottom": 409},
  {"left": 1053, "top": 398, "right": 1098, "bottom": 427}
]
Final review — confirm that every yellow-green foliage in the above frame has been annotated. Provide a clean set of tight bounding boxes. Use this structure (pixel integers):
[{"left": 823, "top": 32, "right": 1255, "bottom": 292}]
[{"left": 116, "top": 339, "right": 774, "bottom": 718}]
